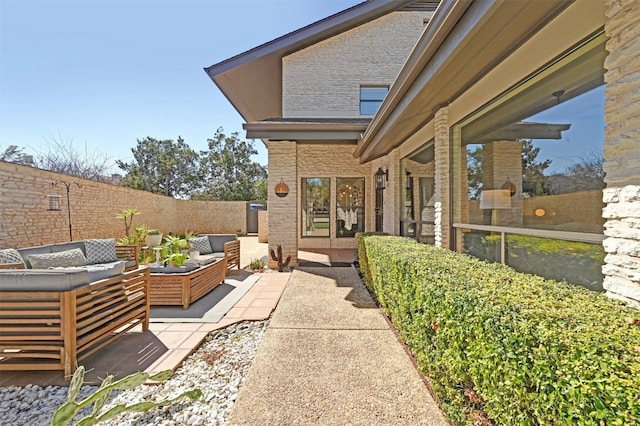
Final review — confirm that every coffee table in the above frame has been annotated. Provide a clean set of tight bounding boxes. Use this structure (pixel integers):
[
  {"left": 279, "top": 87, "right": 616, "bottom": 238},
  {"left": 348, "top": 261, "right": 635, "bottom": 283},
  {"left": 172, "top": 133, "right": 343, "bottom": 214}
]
[{"left": 149, "top": 258, "right": 226, "bottom": 309}]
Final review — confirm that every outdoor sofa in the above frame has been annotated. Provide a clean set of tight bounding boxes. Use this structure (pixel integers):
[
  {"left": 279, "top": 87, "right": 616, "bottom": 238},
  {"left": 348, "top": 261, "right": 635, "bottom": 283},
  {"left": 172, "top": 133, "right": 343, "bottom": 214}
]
[
  {"left": 190, "top": 234, "right": 241, "bottom": 272},
  {"left": 0, "top": 239, "right": 149, "bottom": 378}
]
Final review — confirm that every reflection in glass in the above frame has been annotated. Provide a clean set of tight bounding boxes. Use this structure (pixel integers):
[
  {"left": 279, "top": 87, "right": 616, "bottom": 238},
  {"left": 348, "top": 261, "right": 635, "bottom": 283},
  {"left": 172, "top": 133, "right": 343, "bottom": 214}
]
[
  {"left": 301, "top": 178, "right": 330, "bottom": 237},
  {"left": 336, "top": 178, "right": 364, "bottom": 237}
]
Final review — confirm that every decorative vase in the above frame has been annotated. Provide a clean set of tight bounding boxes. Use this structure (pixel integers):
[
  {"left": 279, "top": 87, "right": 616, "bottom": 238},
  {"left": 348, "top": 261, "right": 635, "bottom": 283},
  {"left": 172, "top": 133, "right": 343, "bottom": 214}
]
[{"left": 145, "top": 233, "right": 163, "bottom": 247}]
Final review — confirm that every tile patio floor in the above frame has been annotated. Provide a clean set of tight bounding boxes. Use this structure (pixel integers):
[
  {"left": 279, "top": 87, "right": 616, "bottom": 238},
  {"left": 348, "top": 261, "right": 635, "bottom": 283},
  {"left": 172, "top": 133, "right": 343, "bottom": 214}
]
[{"left": 0, "top": 244, "right": 356, "bottom": 387}]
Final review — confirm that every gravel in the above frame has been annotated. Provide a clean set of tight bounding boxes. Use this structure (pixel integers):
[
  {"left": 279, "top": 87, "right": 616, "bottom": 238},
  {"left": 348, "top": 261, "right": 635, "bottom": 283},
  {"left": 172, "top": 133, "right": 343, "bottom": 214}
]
[{"left": 0, "top": 320, "right": 269, "bottom": 426}]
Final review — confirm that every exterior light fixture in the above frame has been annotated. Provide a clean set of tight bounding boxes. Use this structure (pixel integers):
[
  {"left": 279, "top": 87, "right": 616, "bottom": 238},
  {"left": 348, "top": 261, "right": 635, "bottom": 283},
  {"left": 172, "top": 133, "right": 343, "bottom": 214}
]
[
  {"left": 48, "top": 180, "right": 81, "bottom": 241},
  {"left": 405, "top": 171, "right": 412, "bottom": 189},
  {"left": 501, "top": 177, "right": 517, "bottom": 197},
  {"left": 374, "top": 168, "right": 387, "bottom": 190},
  {"left": 274, "top": 178, "right": 289, "bottom": 198}
]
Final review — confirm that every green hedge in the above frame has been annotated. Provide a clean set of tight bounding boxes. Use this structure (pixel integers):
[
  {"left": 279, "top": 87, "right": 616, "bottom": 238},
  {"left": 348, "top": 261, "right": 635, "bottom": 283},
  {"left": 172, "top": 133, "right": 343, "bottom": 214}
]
[{"left": 356, "top": 233, "right": 640, "bottom": 425}]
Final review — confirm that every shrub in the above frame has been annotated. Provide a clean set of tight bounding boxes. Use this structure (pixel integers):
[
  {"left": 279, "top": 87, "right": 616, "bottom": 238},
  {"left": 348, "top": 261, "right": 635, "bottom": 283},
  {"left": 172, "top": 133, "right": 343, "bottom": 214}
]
[{"left": 356, "top": 234, "right": 640, "bottom": 425}]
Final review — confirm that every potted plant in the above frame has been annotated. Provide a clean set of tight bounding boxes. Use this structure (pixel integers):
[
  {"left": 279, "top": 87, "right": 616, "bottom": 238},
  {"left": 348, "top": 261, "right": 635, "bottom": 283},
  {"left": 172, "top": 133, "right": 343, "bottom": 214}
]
[
  {"left": 165, "top": 251, "right": 189, "bottom": 267},
  {"left": 145, "top": 229, "right": 163, "bottom": 247}
]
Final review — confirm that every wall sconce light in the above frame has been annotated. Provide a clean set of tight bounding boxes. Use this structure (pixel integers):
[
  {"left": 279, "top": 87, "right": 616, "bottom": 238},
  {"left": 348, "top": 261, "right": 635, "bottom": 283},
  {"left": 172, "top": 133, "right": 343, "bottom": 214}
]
[
  {"left": 501, "top": 177, "right": 516, "bottom": 197},
  {"left": 47, "top": 181, "right": 81, "bottom": 241},
  {"left": 405, "top": 171, "right": 412, "bottom": 189},
  {"left": 274, "top": 178, "right": 289, "bottom": 198},
  {"left": 375, "top": 168, "right": 388, "bottom": 190}
]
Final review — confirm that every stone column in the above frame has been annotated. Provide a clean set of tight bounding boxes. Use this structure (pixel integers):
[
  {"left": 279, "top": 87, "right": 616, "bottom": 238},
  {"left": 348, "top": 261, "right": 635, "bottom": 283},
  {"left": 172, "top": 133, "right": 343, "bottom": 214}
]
[
  {"left": 434, "top": 107, "right": 450, "bottom": 248},
  {"left": 482, "top": 140, "right": 523, "bottom": 227},
  {"left": 602, "top": 0, "right": 640, "bottom": 307},
  {"left": 267, "top": 141, "right": 298, "bottom": 268}
]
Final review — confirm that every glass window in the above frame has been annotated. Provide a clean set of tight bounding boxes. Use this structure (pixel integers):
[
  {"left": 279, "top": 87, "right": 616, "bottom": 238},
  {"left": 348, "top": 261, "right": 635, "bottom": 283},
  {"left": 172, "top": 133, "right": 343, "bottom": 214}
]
[
  {"left": 336, "top": 178, "right": 364, "bottom": 237},
  {"left": 454, "top": 33, "right": 607, "bottom": 290},
  {"left": 360, "top": 86, "right": 389, "bottom": 115},
  {"left": 301, "top": 178, "right": 330, "bottom": 237}
]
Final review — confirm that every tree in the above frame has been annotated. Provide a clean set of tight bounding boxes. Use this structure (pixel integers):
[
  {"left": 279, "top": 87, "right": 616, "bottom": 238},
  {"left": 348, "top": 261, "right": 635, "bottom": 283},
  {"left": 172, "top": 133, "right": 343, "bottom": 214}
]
[
  {"left": 547, "top": 152, "right": 605, "bottom": 194},
  {"left": 35, "top": 136, "right": 113, "bottom": 181},
  {"left": 521, "top": 139, "right": 552, "bottom": 196},
  {"left": 193, "top": 128, "right": 267, "bottom": 201},
  {"left": 117, "top": 136, "right": 201, "bottom": 198},
  {"left": 1, "top": 145, "right": 34, "bottom": 166}
]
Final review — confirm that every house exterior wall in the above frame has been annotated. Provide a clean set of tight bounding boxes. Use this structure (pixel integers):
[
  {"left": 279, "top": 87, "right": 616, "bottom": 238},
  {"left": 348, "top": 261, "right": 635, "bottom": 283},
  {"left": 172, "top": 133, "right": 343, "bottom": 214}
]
[
  {"left": 267, "top": 141, "right": 298, "bottom": 269},
  {"left": 602, "top": 0, "right": 640, "bottom": 306},
  {"left": 297, "top": 144, "right": 372, "bottom": 249},
  {"left": 282, "top": 11, "right": 429, "bottom": 118},
  {"left": 0, "top": 161, "right": 247, "bottom": 249}
]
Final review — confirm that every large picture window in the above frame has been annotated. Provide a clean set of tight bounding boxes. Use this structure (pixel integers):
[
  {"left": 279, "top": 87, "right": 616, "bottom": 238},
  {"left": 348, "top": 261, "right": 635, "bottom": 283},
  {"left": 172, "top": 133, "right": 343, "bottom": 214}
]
[
  {"left": 336, "top": 178, "right": 364, "bottom": 238},
  {"left": 454, "top": 33, "right": 606, "bottom": 291},
  {"left": 301, "top": 178, "right": 330, "bottom": 237}
]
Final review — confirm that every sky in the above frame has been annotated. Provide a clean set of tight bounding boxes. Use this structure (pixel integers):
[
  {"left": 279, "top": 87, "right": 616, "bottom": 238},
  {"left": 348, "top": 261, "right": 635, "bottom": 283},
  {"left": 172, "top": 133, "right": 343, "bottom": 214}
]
[{"left": 0, "top": 0, "right": 361, "bottom": 173}]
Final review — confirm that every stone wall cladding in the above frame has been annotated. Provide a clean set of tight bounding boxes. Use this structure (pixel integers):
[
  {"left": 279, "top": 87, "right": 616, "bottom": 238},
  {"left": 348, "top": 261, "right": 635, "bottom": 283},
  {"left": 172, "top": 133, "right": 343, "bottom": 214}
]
[
  {"left": 268, "top": 141, "right": 298, "bottom": 268},
  {"left": 283, "top": 12, "right": 429, "bottom": 117},
  {"left": 0, "top": 161, "right": 246, "bottom": 248},
  {"left": 258, "top": 210, "right": 268, "bottom": 243},
  {"left": 434, "top": 107, "right": 450, "bottom": 247},
  {"left": 297, "top": 144, "right": 371, "bottom": 249},
  {"left": 603, "top": 0, "right": 640, "bottom": 306}
]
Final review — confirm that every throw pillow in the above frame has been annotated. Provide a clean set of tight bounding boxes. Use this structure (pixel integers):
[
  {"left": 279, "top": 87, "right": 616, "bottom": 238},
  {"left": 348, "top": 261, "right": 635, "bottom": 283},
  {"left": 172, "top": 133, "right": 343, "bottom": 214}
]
[
  {"left": 189, "top": 236, "right": 212, "bottom": 254},
  {"left": 84, "top": 238, "right": 118, "bottom": 264},
  {"left": 28, "top": 248, "right": 87, "bottom": 269},
  {"left": 0, "top": 248, "right": 25, "bottom": 267}
]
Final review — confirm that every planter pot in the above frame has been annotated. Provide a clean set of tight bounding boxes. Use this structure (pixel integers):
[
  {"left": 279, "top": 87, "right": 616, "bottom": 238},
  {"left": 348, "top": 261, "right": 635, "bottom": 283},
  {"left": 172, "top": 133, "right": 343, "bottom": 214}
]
[{"left": 145, "top": 233, "right": 163, "bottom": 247}]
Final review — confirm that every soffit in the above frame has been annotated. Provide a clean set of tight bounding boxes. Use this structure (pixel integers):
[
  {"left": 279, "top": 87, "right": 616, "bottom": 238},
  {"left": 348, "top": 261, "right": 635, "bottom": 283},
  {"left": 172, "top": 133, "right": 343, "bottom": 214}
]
[
  {"left": 243, "top": 119, "right": 369, "bottom": 142},
  {"left": 204, "top": 0, "right": 423, "bottom": 124},
  {"left": 357, "top": 0, "right": 577, "bottom": 163}
]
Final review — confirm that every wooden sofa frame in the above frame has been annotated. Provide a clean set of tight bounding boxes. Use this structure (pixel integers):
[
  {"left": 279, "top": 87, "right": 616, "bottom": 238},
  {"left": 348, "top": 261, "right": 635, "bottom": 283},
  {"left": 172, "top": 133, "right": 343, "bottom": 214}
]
[
  {"left": 0, "top": 267, "right": 150, "bottom": 378},
  {"left": 224, "top": 239, "right": 241, "bottom": 271}
]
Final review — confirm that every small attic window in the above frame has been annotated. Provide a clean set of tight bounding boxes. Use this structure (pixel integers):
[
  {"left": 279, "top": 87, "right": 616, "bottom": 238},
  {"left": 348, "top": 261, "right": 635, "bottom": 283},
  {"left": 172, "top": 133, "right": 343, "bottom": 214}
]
[{"left": 360, "top": 86, "right": 389, "bottom": 115}]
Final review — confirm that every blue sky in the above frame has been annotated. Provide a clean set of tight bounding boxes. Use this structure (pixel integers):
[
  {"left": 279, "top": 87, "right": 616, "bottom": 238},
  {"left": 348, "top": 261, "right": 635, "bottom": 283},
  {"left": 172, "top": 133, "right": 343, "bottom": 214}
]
[{"left": 0, "top": 0, "right": 361, "bottom": 172}]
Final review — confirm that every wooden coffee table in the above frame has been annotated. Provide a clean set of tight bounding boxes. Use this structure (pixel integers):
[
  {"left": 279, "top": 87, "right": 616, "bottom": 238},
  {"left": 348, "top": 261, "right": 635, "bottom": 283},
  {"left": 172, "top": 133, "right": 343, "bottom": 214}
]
[{"left": 149, "top": 258, "right": 226, "bottom": 309}]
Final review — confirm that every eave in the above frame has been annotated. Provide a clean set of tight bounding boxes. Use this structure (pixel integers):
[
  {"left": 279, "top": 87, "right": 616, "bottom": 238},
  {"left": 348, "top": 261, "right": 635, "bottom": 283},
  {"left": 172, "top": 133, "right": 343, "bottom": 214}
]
[
  {"left": 204, "top": 0, "right": 420, "bottom": 124},
  {"left": 355, "top": 0, "right": 576, "bottom": 163},
  {"left": 244, "top": 119, "right": 369, "bottom": 142}
]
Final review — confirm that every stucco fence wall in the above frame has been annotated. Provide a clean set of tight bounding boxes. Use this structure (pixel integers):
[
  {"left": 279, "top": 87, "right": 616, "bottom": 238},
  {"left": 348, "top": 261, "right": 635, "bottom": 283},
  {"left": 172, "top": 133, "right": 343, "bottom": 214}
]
[{"left": 0, "top": 161, "right": 248, "bottom": 249}]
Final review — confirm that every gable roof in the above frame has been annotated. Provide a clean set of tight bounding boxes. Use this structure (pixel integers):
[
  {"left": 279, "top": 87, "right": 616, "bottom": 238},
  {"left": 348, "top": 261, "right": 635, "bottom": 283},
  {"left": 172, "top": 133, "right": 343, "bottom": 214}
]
[{"left": 204, "top": 0, "right": 437, "bottom": 124}]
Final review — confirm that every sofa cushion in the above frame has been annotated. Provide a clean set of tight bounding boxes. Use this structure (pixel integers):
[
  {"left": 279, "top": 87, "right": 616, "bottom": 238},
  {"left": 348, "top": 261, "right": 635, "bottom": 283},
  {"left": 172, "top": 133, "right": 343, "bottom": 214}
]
[
  {"left": 27, "top": 248, "right": 87, "bottom": 269},
  {"left": 84, "top": 238, "right": 118, "bottom": 264},
  {"left": 85, "top": 261, "right": 126, "bottom": 281},
  {"left": 201, "top": 234, "right": 237, "bottom": 253},
  {"left": 0, "top": 268, "right": 91, "bottom": 292},
  {"left": 51, "top": 241, "right": 87, "bottom": 256},
  {"left": 189, "top": 236, "right": 212, "bottom": 255},
  {"left": 0, "top": 248, "right": 25, "bottom": 267},
  {"left": 18, "top": 246, "right": 52, "bottom": 268}
]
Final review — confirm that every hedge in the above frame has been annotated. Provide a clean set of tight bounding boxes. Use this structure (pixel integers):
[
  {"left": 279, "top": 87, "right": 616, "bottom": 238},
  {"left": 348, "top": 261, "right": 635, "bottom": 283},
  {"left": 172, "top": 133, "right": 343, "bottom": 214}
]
[{"left": 356, "top": 233, "right": 640, "bottom": 425}]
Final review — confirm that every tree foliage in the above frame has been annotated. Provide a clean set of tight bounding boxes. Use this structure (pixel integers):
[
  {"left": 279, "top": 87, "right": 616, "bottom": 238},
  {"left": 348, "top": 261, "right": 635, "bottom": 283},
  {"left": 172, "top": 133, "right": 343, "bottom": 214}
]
[
  {"left": 1, "top": 145, "right": 34, "bottom": 166},
  {"left": 193, "top": 128, "right": 267, "bottom": 201},
  {"left": 116, "top": 136, "right": 201, "bottom": 198}
]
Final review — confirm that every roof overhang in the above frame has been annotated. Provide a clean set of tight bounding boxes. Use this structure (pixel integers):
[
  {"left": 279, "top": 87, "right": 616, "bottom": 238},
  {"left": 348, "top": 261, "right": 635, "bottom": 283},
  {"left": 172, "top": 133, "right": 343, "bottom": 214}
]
[
  {"left": 355, "top": 0, "right": 577, "bottom": 163},
  {"left": 204, "top": 0, "right": 421, "bottom": 124},
  {"left": 244, "top": 120, "right": 369, "bottom": 143}
]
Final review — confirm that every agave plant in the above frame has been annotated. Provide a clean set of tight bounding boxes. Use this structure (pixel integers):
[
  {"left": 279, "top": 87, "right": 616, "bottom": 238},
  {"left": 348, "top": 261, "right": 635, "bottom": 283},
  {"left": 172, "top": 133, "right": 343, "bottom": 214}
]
[{"left": 51, "top": 366, "right": 202, "bottom": 426}]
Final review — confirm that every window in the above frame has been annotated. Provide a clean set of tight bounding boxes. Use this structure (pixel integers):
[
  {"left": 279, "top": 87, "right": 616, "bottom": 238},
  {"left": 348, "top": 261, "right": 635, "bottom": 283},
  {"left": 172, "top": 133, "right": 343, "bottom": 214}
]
[
  {"left": 301, "top": 178, "right": 330, "bottom": 237},
  {"left": 336, "top": 178, "right": 364, "bottom": 238},
  {"left": 360, "top": 86, "right": 389, "bottom": 115},
  {"left": 454, "top": 33, "right": 607, "bottom": 291}
]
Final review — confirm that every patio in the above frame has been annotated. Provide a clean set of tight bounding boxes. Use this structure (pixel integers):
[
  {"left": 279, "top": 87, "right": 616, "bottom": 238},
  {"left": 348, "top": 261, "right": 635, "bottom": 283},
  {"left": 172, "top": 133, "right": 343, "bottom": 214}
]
[{"left": 0, "top": 238, "right": 355, "bottom": 387}]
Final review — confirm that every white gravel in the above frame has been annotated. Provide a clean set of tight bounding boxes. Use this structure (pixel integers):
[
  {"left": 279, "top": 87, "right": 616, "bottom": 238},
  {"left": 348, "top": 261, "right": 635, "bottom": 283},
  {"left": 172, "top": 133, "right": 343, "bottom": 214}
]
[{"left": 0, "top": 320, "right": 269, "bottom": 426}]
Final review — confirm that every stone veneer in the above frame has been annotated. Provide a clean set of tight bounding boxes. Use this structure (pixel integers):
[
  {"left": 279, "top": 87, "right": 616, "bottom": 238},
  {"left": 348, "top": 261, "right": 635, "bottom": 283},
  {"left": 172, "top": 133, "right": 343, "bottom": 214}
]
[
  {"left": 434, "top": 107, "right": 450, "bottom": 248},
  {"left": 283, "top": 11, "right": 430, "bottom": 118},
  {"left": 602, "top": 0, "right": 640, "bottom": 306},
  {"left": 0, "top": 161, "right": 248, "bottom": 249}
]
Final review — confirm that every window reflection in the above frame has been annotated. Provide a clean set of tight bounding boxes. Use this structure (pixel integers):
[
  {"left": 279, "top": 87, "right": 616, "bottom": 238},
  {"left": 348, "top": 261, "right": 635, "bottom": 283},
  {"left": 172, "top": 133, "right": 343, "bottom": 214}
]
[
  {"left": 301, "top": 178, "right": 330, "bottom": 237},
  {"left": 336, "top": 178, "right": 364, "bottom": 237}
]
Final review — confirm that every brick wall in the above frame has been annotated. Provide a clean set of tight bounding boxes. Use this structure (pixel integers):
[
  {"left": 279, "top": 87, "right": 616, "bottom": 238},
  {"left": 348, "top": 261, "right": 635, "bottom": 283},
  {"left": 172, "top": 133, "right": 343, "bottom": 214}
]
[
  {"left": 602, "top": 0, "right": 640, "bottom": 306},
  {"left": 283, "top": 11, "right": 430, "bottom": 118},
  {"left": 0, "top": 161, "right": 247, "bottom": 248}
]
